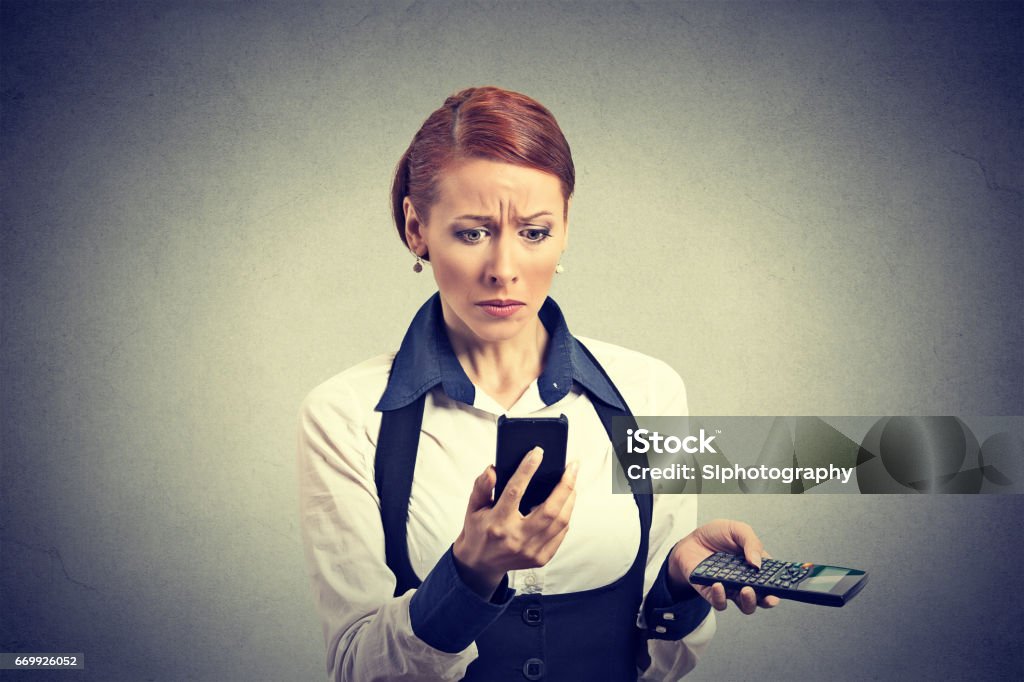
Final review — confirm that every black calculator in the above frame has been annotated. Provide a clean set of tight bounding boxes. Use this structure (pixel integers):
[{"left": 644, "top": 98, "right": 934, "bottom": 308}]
[{"left": 689, "top": 552, "right": 868, "bottom": 607}]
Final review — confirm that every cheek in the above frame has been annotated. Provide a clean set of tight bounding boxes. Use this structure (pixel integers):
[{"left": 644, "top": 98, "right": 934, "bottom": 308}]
[
  {"left": 525, "top": 256, "right": 558, "bottom": 281},
  {"left": 430, "top": 254, "right": 478, "bottom": 292}
]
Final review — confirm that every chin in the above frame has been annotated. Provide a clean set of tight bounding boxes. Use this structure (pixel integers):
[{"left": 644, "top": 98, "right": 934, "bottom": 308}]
[
  {"left": 466, "top": 319, "right": 526, "bottom": 343},
  {"left": 443, "top": 299, "right": 539, "bottom": 344}
]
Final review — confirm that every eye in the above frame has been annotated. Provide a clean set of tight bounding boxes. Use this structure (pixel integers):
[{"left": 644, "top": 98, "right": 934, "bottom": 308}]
[
  {"left": 455, "top": 228, "right": 488, "bottom": 244},
  {"left": 521, "top": 227, "right": 552, "bottom": 243}
]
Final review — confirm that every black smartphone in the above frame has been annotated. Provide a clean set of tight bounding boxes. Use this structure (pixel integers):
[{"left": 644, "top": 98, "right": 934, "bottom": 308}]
[{"left": 494, "top": 414, "right": 569, "bottom": 515}]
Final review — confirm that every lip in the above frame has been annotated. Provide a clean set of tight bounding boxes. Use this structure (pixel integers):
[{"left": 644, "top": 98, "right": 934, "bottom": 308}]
[{"left": 475, "top": 299, "right": 526, "bottom": 318}]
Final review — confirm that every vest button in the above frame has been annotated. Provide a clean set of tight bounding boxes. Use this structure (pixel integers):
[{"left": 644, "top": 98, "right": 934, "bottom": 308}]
[
  {"left": 522, "top": 605, "right": 543, "bottom": 625},
  {"left": 522, "top": 658, "right": 544, "bottom": 680}
]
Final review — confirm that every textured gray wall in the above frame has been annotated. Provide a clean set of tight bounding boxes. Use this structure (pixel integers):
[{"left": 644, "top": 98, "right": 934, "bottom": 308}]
[{"left": 1, "top": 2, "right": 1021, "bottom": 680}]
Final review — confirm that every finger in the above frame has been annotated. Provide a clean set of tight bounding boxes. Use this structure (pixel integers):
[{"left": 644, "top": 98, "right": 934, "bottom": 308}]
[
  {"left": 525, "top": 460, "right": 579, "bottom": 528},
  {"left": 730, "top": 521, "right": 766, "bottom": 569},
  {"left": 527, "top": 484, "right": 577, "bottom": 540},
  {"left": 532, "top": 516, "right": 572, "bottom": 565},
  {"left": 759, "top": 595, "right": 780, "bottom": 609},
  {"left": 735, "top": 586, "right": 758, "bottom": 615},
  {"left": 493, "top": 447, "right": 543, "bottom": 517},
  {"left": 710, "top": 582, "right": 728, "bottom": 611},
  {"left": 466, "top": 465, "right": 497, "bottom": 512}
]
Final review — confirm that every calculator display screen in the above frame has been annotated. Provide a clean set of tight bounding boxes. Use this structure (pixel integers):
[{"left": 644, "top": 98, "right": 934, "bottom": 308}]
[{"left": 800, "top": 566, "right": 860, "bottom": 593}]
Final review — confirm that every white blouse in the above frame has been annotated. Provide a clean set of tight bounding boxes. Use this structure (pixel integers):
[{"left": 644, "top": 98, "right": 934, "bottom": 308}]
[{"left": 297, "top": 304, "right": 715, "bottom": 681}]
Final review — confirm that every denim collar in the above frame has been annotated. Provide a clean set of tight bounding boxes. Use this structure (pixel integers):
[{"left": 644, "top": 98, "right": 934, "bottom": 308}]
[{"left": 375, "top": 292, "right": 624, "bottom": 412}]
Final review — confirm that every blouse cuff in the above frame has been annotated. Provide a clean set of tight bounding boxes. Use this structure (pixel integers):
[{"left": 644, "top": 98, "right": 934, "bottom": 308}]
[
  {"left": 409, "top": 545, "right": 515, "bottom": 653},
  {"left": 643, "top": 554, "right": 712, "bottom": 641}
]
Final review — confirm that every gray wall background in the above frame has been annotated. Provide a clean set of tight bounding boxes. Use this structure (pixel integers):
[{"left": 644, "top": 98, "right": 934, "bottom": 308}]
[{"left": 2, "top": 1, "right": 1021, "bottom": 680}]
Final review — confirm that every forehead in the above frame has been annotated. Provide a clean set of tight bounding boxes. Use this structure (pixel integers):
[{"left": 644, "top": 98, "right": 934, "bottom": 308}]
[{"left": 432, "top": 159, "right": 563, "bottom": 216}]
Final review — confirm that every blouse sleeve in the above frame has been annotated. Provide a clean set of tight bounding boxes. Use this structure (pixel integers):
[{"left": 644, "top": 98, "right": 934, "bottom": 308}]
[
  {"left": 296, "top": 381, "right": 511, "bottom": 682},
  {"left": 634, "top": 359, "right": 717, "bottom": 680}
]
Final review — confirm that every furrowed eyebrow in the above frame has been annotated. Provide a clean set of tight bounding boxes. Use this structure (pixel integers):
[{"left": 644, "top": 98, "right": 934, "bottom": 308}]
[
  {"left": 519, "top": 211, "right": 553, "bottom": 222},
  {"left": 451, "top": 211, "right": 553, "bottom": 222}
]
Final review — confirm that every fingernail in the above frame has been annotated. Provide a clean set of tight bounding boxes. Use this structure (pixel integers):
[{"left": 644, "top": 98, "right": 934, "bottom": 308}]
[
  {"left": 568, "top": 461, "right": 580, "bottom": 475},
  {"left": 531, "top": 447, "right": 544, "bottom": 463}
]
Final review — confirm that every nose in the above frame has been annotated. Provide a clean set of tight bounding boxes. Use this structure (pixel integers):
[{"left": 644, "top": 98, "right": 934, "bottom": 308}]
[{"left": 485, "top": 232, "right": 518, "bottom": 286}]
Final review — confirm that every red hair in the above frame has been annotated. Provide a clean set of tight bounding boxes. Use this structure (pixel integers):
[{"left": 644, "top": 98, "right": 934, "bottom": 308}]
[{"left": 391, "top": 86, "right": 575, "bottom": 254}]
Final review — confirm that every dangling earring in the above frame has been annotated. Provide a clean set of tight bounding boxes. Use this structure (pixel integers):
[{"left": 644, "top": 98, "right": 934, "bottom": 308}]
[
  {"left": 555, "top": 261, "right": 564, "bottom": 274},
  {"left": 412, "top": 255, "right": 423, "bottom": 273}
]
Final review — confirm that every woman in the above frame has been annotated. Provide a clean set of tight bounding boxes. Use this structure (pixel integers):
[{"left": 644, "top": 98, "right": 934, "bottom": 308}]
[{"left": 297, "top": 86, "right": 776, "bottom": 682}]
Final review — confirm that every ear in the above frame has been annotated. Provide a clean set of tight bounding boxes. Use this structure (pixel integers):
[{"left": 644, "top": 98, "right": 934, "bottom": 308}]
[{"left": 403, "top": 197, "right": 428, "bottom": 257}]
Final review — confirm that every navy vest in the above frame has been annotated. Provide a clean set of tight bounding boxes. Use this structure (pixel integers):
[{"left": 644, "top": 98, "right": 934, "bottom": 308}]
[{"left": 375, "top": 344, "right": 653, "bottom": 681}]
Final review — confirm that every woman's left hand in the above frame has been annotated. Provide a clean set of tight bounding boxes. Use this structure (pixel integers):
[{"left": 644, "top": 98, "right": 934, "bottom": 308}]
[{"left": 667, "top": 519, "right": 780, "bottom": 614}]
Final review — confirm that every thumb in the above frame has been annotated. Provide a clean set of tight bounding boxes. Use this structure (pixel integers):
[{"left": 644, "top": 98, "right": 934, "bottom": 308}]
[
  {"left": 467, "top": 465, "right": 496, "bottom": 512},
  {"left": 733, "top": 521, "right": 765, "bottom": 569}
]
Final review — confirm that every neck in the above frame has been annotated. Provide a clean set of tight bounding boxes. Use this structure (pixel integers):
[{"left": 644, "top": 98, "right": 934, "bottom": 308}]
[{"left": 442, "top": 307, "right": 549, "bottom": 409}]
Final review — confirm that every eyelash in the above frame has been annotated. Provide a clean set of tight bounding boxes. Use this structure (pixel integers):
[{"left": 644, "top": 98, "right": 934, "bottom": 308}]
[{"left": 455, "top": 227, "right": 552, "bottom": 244}]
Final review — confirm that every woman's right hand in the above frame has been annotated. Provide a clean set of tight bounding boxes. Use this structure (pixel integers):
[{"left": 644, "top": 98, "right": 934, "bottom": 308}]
[{"left": 452, "top": 448, "right": 580, "bottom": 599}]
